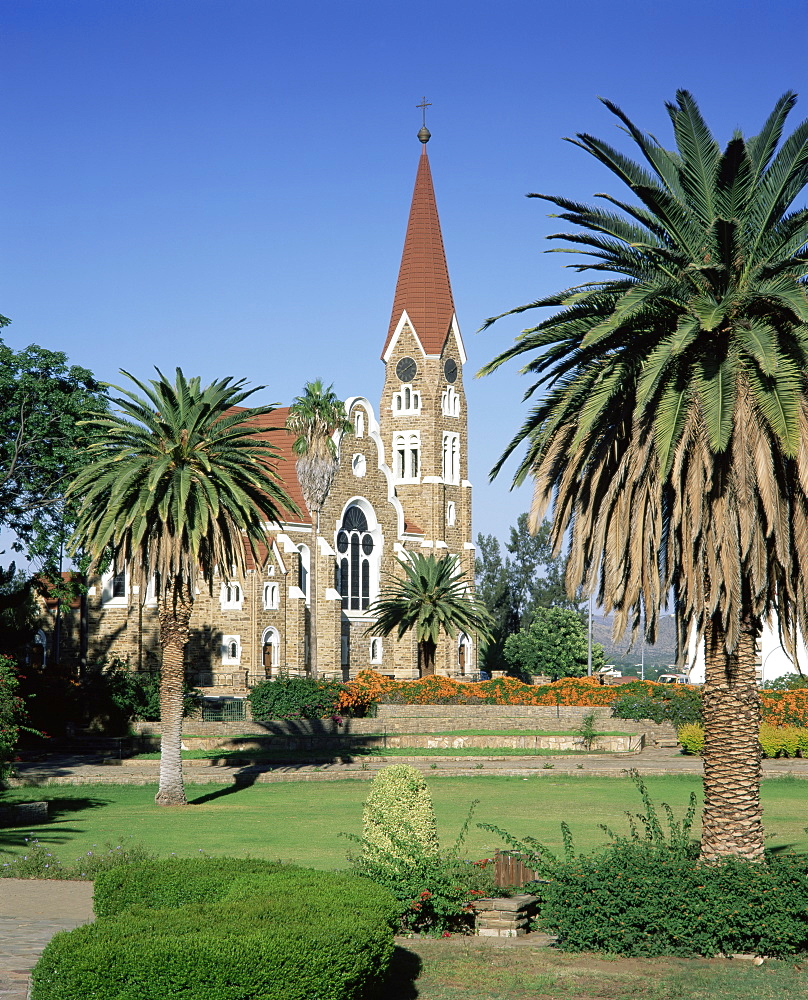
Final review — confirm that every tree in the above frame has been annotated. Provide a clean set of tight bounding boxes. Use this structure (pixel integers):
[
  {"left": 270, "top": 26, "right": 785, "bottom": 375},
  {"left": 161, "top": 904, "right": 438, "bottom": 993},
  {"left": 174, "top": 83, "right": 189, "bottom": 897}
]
[
  {"left": 286, "top": 380, "right": 352, "bottom": 679},
  {"left": 0, "top": 564, "right": 39, "bottom": 660},
  {"left": 67, "top": 369, "right": 297, "bottom": 806},
  {"left": 503, "top": 606, "right": 604, "bottom": 679},
  {"left": 368, "top": 552, "right": 493, "bottom": 677},
  {"left": 0, "top": 329, "right": 107, "bottom": 571},
  {"left": 481, "top": 92, "right": 808, "bottom": 860},
  {"left": 506, "top": 514, "right": 581, "bottom": 623}
]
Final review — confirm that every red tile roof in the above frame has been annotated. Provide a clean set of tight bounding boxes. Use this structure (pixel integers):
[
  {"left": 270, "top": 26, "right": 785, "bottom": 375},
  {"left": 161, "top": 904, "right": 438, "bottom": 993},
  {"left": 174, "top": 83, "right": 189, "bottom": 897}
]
[
  {"left": 230, "top": 406, "right": 311, "bottom": 526},
  {"left": 382, "top": 147, "right": 456, "bottom": 358}
]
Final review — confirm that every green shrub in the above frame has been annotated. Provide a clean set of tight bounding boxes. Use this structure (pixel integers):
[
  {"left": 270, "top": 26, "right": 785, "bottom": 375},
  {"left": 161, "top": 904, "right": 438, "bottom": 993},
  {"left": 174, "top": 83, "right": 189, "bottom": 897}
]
[
  {"left": 0, "top": 654, "right": 33, "bottom": 779},
  {"left": 677, "top": 722, "right": 808, "bottom": 758},
  {"left": 539, "top": 846, "right": 808, "bottom": 957},
  {"left": 611, "top": 685, "right": 702, "bottom": 726},
  {"left": 1, "top": 837, "right": 156, "bottom": 880},
  {"left": 359, "top": 763, "right": 439, "bottom": 868},
  {"left": 247, "top": 674, "right": 344, "bottom": 720},
  {"left": 677, "top": 722, "right": 705, "bottom": 755},
  {"left": 35, "top": 859, "right": 397, "bottom": 1000},
  {"left": 79, "top": 660, "right": 202, "bottom": 732}
]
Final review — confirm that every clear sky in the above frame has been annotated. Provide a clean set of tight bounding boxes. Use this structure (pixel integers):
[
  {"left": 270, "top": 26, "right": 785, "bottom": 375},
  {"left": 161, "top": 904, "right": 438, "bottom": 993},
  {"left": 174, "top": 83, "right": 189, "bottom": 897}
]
[{"left": 4, "top": 0, "right": 808, "bottom": 549}]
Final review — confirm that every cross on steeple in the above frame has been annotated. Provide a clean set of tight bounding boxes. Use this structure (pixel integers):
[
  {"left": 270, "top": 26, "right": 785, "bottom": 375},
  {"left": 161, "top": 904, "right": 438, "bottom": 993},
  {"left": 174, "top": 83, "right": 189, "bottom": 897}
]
[{"left": 416, "top": 97, "right": 432, "bottom": 127}]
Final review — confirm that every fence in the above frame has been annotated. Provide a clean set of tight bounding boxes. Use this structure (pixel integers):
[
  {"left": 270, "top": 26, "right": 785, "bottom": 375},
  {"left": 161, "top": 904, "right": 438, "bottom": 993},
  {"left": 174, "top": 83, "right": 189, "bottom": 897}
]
[
  {"left": 493, "top": 850, "right": 538, "bottom": 889},
  {"left": 201, "top": 698, "right": 247, "bottom": 723}
]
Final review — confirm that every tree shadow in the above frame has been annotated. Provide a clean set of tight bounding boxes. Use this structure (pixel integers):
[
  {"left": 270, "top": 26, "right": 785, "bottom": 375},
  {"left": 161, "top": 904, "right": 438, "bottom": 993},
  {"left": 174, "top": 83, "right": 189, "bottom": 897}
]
[
  {"left": 188, "top": 773, "right": 259, "bottom": 805},
  {"left": 375, "top": 946, "right": 421, "bottom": 999}
]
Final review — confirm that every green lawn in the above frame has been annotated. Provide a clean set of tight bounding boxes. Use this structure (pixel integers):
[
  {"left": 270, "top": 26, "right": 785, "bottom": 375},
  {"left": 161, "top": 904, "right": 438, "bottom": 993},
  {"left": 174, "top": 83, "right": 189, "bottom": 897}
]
[
  {"left": 2, "top": 774, "right": 808, "bottom": 870},
  {"left": 133, "top": 746, "right": 601, "bottom": 759},
  {"left": 386, "top": 941, "right": 808, "bottom": 1000}
]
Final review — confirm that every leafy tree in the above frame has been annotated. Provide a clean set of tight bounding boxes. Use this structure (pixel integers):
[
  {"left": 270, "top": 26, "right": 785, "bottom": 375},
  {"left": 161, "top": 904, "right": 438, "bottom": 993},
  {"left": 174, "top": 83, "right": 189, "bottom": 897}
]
[
  {"left": 0, "top": 328, "right": 106, "bottom": 571},
  {"left": 0, "top": 563, "right": 39, "bottom": 660},
  {"left": 473, "top": 532, "right": 518, "bottom": 671},
  {"left": 0, "top": 654, "right": 34, "bottom": 781},
  {"left": 368, "top": 553, "right": 493, "bottom": 677},
  {"left": 503, "top": 606, "right": 604, "bottom": 679},
  {"left": 67, "top": 369, "right": 297, "bottom": 806},
  {"left": 506, "top": 514, "right": 581, "bottom": 623},
  {"left": 481, "top": 92, "right": 808, "bottom": 860},
  {"left": 286, "top": 380, "right": 352, "bottom": 679}
]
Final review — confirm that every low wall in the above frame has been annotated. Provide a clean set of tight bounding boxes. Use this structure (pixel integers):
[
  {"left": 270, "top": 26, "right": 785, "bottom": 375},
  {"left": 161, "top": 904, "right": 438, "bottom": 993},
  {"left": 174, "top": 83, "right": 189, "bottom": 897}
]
[
  {"left": 476, "top": 894, "right": 539, "bottom": 937},
  {"left": 134, "top": 706, "right": 676, "bottom": 744}
]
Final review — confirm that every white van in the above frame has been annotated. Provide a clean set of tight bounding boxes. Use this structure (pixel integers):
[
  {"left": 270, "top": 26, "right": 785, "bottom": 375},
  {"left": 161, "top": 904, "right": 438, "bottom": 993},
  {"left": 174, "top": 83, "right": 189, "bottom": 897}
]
[{"left": 657, "top": 673, "right": 690, "bottom": 684}]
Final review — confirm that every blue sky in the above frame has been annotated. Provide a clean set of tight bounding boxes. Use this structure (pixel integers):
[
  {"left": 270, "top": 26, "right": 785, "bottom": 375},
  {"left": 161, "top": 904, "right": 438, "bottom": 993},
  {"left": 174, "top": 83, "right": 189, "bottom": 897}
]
[{"left": 4, "top": 0, "right": 808, "bottom": 550}]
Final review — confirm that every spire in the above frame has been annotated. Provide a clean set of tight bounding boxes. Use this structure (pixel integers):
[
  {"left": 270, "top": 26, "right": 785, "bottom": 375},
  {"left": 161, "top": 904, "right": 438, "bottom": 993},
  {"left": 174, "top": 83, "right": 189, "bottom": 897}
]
[{"left": 382, "top": 131, "right": 456, "bottom": 358}]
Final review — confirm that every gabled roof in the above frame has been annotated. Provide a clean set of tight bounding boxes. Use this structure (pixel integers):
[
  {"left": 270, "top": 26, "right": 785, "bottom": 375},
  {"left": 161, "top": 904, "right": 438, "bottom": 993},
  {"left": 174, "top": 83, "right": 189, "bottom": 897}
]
[
  {"left": 230, "top": 406, "right": 311, "bottom": 526},
  {"left": 382, "top": 146, "right": 456, "bottom": 358}
]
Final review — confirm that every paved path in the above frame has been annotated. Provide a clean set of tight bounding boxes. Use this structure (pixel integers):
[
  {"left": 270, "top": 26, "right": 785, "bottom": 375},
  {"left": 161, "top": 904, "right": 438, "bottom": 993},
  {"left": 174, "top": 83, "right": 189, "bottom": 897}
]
[
  {"left": 0, "top": 880, "right": 94, "bottom": 1000},
  {"left": 9, "top": 748, "right": 808, "bottom": 786}
]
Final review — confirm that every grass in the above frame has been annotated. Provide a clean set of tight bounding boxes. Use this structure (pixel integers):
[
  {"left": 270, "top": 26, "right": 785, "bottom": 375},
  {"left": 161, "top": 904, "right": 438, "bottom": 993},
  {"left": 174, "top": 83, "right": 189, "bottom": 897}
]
[
  {"left": 384, "top": 940, "right": 808, "bottom": 1000},
  {"left": 2, "top": 774, "right": 808, "bottom": 869}
]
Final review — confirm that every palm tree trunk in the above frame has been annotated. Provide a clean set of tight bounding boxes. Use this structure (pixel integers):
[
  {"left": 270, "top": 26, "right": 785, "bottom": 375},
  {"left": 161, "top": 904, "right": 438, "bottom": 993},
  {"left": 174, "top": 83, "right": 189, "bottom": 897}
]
[
  {"left": 155, "top": 590, "right": 193, "bottom": 807},
  {"left": 700, "top": 608, "right": 763, "bottom": 860},
  {"left": 420, "top": 639, "right": 436, "bottom": 677},
  {"left": 310, "top": 509, "right": 319, "bottom": 680}
]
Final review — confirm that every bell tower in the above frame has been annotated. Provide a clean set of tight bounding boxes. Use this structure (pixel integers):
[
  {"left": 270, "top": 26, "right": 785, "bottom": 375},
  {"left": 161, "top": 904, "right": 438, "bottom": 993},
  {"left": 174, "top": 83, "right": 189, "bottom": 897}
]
[{"left": 379, "top": 119, "right": 472, "bottom": 577}]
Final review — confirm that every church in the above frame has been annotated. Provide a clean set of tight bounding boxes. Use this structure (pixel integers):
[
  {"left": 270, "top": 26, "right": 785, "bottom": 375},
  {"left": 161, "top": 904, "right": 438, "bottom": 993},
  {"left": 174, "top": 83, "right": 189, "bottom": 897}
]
[{"left": 61, "top": 124, "right": 477, "bottom": 692}]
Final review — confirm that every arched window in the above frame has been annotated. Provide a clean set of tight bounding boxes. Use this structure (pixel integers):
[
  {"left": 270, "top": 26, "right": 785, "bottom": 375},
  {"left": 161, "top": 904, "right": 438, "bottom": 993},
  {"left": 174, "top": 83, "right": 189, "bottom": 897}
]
[
  {"left": 441, "top": 386, "right": 460, "bottom": 417},
  {"left": 447, "top": 501, "right": 456, "bottom": 527},
  {"left": 220, "top": 582, "right": 242, "bottom": 610},
  {"left": 370, "top": 637, "right": 383, "bottom": 663},
  {"left": 262, "top": 582, "right": 279, "bottom": 610},
  {"left": 296, "top": 544, "right": 310, "bottom": 601},
  {"left": 101, "top": 565, "right": 128, "bottom": 605},
  {"left": 336, "top": 505, "right": 377, "bottom": 611},
  {"left": 393, "top": 385, "right": 421, "bottom": 415},
  {"left": 458, "top": 633, "right": 471, "bottom": 676},
  {"left": 261, "top": 627, "right": 280, "bottom": 677},
  {"left": 222, "top": 635, "right": 241, "bottom": 665},
  {"left": 442, "top": 432, "right": 460, "bottom": 484},
  {"left": 355, "top": 410, "right": 365, "bottom": 437},
  {"left": 393, "top": 431, "right": 420, "bottom": 482}
]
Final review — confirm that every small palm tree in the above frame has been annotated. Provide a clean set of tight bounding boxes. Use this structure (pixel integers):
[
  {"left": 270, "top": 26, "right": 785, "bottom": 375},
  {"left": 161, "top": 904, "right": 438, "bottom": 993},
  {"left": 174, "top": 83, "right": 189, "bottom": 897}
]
[
  {"left": 481, "top": 92, "right": 808, "bottom": 859},
  {"left": 286, "top": 380, "right": 352, "bottom": 679},
  {"left": 367, "top": 553, "right": 493, "bottom": 677},
  {"left": 68, "top": 369, "right": 297, "bottom": 806}
]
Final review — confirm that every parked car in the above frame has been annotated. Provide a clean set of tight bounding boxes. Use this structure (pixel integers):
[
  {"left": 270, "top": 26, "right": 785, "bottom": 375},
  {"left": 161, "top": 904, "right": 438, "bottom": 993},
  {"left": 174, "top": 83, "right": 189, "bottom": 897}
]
[{"left": 657, "top": 673, "right": 690, "bottom": 684}]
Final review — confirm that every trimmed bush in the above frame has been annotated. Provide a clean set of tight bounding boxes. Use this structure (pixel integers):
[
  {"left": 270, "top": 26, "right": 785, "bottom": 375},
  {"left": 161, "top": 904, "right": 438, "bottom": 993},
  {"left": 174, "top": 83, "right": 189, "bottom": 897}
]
[
  {"left": 676, "top": 722, "right": 808, "bottom": 758},
  {"left": 538, "top": 845, "right": 808, "bottom": 957},
  {"left": 248, "top": 674, "right": 344, "bottom": 720},
  {"left": 360, "top": 764, "right": 439, "bottom": 868},
  {"left": 33, "top": 859, "right": 396, "bottom": 1000},
  {"left": 612, "top": 685, "right": 702, "bottom": 726}
]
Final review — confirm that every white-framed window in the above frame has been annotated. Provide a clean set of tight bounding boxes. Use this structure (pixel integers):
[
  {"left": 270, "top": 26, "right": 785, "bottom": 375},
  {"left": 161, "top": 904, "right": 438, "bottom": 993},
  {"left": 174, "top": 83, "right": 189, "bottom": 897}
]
[
  {"left": 101, "top": 565, "right": 128, "bottom": 605},
  {"left": 262, "top": 582, "right": 279, "bottom": 610},
  {"left": 393, "top": 431, "right": 420, "bottom": 482},
  {"left": 297, "top": 544, "right": 310, "bottom": 602},
  {"left": 261, "top": 627, "right": 280, "bottom": 676},
  {"left": 442, "top": 432, "right": 460, "bottom": 484},
  {"left": 336, "top": 502, "right": 381, "bottom": 613},
  {"left": 441, "top": 386, "right": 460, "bottom": 417},
  {"left": 355, "top": 410, "right": 365, "bottom": 437},
  {"left": 447, "top": 501, "right": 456, "bottom": 527},
  {"left": 370, "top": 637, "right": 383, "bottom": 663},
  {"left": 393, "top": 384, "right": 421, "bottom": 415},
  {"left": 458, "top": 633, "right": 471, "bottom": 676},
  {"left": 352, "top": 453, "right": 367, "bottom": 478},
  {"left": 220, "top": 582, "right": 243, "bottom": 610},
  {"left": 221, "top": 634, "right": 241, "bottom": 665}
]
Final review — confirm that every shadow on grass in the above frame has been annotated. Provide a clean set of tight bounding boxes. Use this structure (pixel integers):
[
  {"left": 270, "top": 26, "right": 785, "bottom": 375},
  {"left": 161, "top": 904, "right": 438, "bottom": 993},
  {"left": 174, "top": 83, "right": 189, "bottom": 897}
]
[
  {"left": 376, "top": 946, "right": 421, "bottom": 999},
  {"left": 188, "top": 772, "right": 259, "bottom": 805}
]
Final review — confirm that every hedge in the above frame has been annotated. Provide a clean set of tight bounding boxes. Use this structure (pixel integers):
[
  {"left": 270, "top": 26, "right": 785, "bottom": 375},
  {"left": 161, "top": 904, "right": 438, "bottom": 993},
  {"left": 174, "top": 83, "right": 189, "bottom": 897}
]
[
  {"left": 33, "top": 860, "right": 397, "bottom": 1000},
  {"left": 537, "top": 845, "right": 808, "bottom": 957},
  {"left": 677, "top": 722, "right": 808, "bottom": 758}
]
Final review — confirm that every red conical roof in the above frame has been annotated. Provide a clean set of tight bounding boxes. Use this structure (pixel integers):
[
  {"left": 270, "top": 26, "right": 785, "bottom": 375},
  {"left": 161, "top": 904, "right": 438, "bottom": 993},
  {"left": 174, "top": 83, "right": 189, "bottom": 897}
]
[{"left": 382, "top": 146, "right": 456, "bottom": 358}]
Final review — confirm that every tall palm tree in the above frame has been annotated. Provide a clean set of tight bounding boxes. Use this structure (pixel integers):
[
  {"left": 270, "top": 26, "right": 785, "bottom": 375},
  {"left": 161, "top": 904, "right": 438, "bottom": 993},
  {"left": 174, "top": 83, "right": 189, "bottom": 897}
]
[
  {"left": 368, "top": 552, "right": 493, "bottom": 677},
  {"left": 286, "top": 380, "right": 352, "bottom": 679},
  {"left": 481, "top": 92, "right": 808, "bottom": 860},
  {"left": 68, "top": 369, "right": 297, "bottom": 806}
]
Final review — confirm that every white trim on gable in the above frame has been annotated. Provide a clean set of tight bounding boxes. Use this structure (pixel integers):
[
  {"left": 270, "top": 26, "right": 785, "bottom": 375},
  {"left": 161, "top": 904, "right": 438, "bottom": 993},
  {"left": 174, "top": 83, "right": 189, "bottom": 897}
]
[{"left": 382, "top": 311, "right": 428, "bottom": 363}]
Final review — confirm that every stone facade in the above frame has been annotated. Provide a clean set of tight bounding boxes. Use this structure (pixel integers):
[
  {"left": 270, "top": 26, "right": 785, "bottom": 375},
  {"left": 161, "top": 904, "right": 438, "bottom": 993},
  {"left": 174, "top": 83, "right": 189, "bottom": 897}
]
[{"left": 47, "top": 137, "right": 478, "bottom": 692}]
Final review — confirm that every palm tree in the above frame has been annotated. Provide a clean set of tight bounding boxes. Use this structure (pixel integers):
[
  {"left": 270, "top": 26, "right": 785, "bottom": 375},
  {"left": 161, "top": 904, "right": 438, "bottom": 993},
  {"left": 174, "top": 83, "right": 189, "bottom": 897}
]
[
  {"left": 286, "top": 380, "right": 352, "bottom": 679},
  {"left": 68, "top": 369, "right": 297, "bottom": 806},
  {"left": 481, "top": 92, "right": 808, "bottom": 860},
  {"left": 368, "top": 552, "right": 493, "bottom": 677}
]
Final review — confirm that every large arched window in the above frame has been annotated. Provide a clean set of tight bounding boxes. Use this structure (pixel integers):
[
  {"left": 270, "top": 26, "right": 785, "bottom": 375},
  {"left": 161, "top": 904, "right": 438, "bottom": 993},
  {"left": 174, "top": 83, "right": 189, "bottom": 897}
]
[
  {"left": 296, "top": 544, "right": 310, "bottom": 602},
  {"left": 337, "top": 504, "right": 377, "bottom": 611}
]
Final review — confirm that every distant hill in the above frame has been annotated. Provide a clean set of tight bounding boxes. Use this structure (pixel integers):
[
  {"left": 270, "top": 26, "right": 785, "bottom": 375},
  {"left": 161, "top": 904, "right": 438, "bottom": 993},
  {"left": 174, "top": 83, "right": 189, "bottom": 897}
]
[{"left": 591, "top": 614, "right": 679, "bottom": 673}]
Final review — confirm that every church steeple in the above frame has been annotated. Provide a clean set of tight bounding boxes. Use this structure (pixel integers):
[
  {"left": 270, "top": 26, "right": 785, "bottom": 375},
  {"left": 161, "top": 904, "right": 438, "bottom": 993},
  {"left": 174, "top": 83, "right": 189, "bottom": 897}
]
[{"left": 381, "top": 133, "right": 457, "bottom": 359}]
